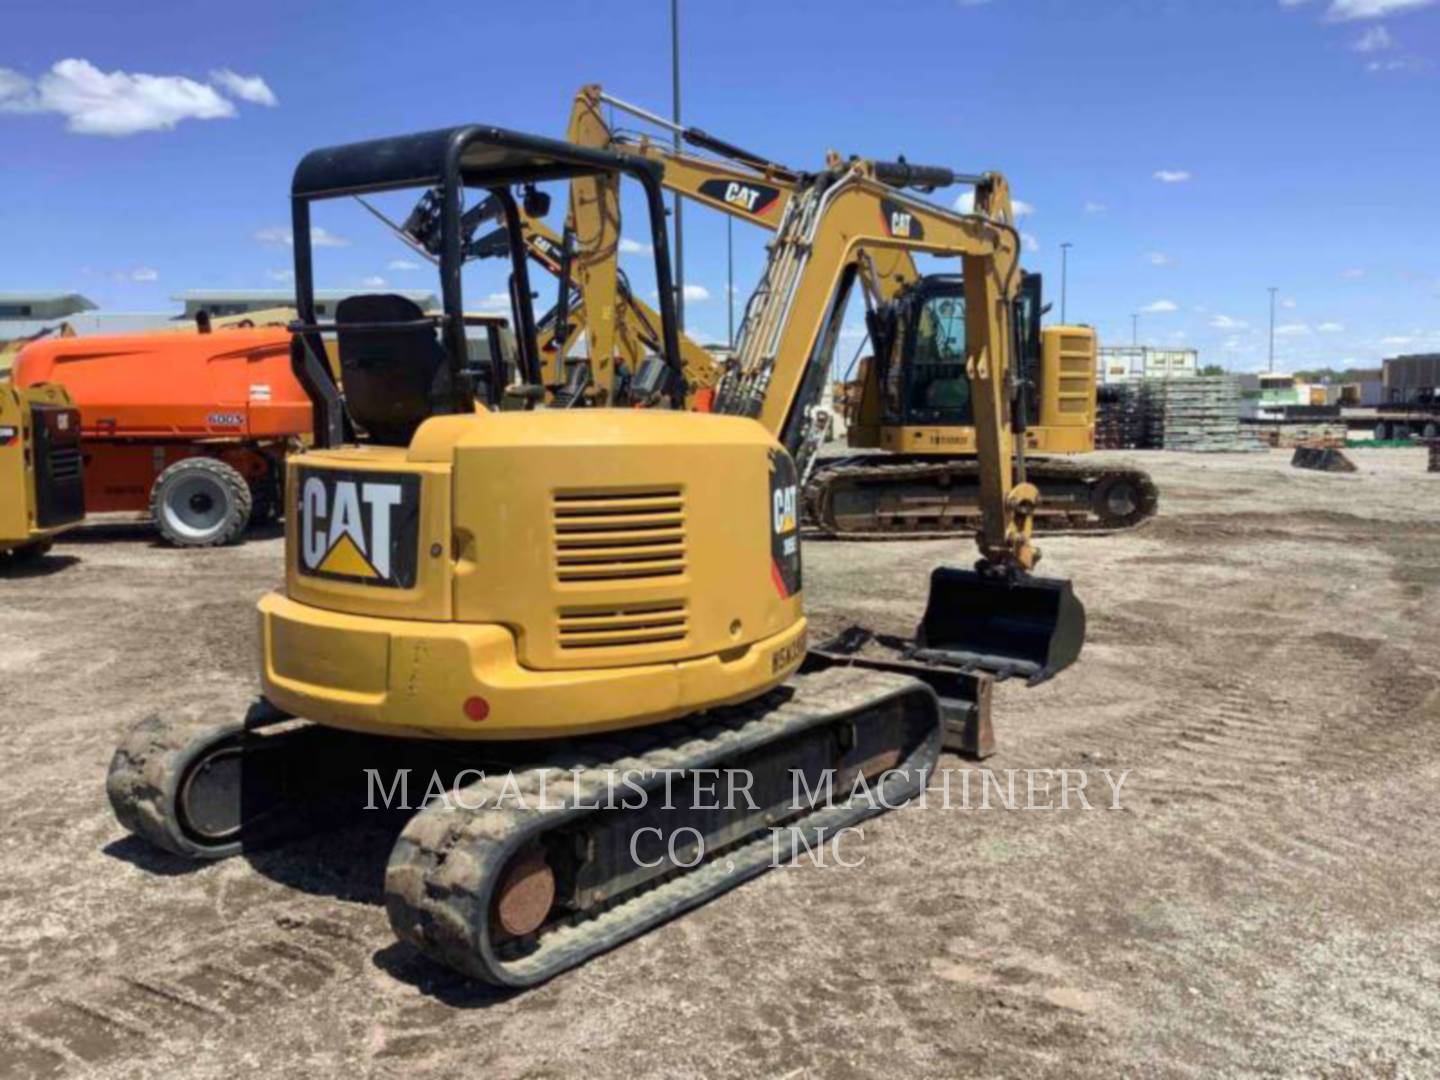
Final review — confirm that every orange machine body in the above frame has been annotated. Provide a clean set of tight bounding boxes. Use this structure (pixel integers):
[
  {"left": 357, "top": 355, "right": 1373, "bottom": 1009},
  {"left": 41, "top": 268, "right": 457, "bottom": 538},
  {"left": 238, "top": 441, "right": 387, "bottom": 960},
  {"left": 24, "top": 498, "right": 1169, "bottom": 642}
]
[{"left": 11, "top": 328, "right": 310, "bottom": 513}]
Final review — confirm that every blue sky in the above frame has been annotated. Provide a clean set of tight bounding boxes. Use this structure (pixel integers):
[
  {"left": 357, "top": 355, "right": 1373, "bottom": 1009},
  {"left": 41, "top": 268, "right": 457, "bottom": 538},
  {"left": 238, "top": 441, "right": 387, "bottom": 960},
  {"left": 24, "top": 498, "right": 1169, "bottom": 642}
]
[{"left": 2, "top": 0, "right": 1437, "bottom": 372}]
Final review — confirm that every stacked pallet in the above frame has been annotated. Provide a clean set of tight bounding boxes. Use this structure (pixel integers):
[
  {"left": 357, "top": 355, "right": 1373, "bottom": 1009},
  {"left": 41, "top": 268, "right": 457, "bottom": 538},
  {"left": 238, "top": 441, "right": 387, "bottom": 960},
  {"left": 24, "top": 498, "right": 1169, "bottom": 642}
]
[
  {"left": 1095, "top": 384, "right": 1145, "bottom": 449},
  {"left": 1242, "top": 421, "right": 1350, "bottom": 449},
  {"left": 1139, "top": 376, "right": 1263, "bottom": 452}
]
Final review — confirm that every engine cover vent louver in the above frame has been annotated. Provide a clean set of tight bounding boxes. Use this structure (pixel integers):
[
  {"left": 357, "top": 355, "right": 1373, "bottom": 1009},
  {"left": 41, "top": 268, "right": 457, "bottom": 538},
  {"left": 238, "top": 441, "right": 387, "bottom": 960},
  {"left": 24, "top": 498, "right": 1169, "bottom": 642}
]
[
  {"left": 552, "top": 488, "right": 687, "bottom": 584},
  {"left": 556, "top": 602, "right": 689, "bottom": 650}
]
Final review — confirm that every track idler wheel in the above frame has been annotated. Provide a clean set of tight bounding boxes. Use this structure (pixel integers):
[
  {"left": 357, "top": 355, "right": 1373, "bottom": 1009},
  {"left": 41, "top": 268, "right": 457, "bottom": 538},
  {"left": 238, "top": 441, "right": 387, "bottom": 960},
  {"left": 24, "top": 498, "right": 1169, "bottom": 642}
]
[
  {"left": 107, "top": 701, "right": 314, "bottom": 860},
  {"left": 1089, "top": 473, "right": 1156, "bottom": 530}
]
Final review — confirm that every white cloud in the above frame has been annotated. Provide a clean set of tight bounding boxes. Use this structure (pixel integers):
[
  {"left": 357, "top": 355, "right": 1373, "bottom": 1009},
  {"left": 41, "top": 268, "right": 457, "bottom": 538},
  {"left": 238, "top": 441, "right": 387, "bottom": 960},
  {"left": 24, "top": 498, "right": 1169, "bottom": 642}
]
[
  {"left": 387, "top": 259, "right": 421, "bottom": 271},
  {"left": 1317, "top": 321, "right": 1346, "bottom": 332},
  {"left": 1141, "top": 299, "right": 1178, "bottom": 313},
  {"left": 110, "top": 266, "right": 158, "bottom": 283},
  {"left": 254, "top": 225, "right": 349, "bottom": 248},
  {"left": 1022, "top": 232, "right": 1040, "bottom": 253},
  {"left": 0, "top": 69, "right": 29, "bottom": 99},
  {"left": 683, "top": 284, "right": 711, "bottom": 302},
  {"left": 1381, "top": 334, "right": 1415, "bottom": 345},
  {"left": 618, "top": 237, "right": 653, "bottom": 255},
  {"left": 1153, "top": 169, "right": 1191, "bottom": 183},
  {"left": 478, "top": 292, "right": 511, "bottom": 311},
  {"left": 1210, "top": 314, "right": 1249, "bottom": 329},
  {"left": 1341, "top": 267, "right": 1366, "bottom": 279},
  {"left": 0, "top": 59, "right": 236, "bottom": 136},
  {"left": 1366, "top": 58, "right": 1409, "bottom": 70},
  {"left": 208, "top": 69, "right": 277, "bottom": 107},
  {"left": 1281, "top": 297, "right": 1297, "bottom": 309},
  {"left": 360, "top": 275, "right": 386, "bottom": 288},
  {"left": 1083, "top": 201, "right": 1107, "bottom": 214},
  {"left": 954, "top": 192, "right": 1032, "bottom": 218},
  {"left": 1275, "top": 322, "right": 1312, "bottom": 336},
  {"left": 1352, "top": 25, "right": 1394, "bottom": 50},
  {"left": 1147, "top": 252, "right": 1174, "bottom": 267},
  {"left": 1328, "top": 0, "right": 1434, "bottom": 20},
  {"left": 266, "top": 268, "right": 294, "bottom": 282}
]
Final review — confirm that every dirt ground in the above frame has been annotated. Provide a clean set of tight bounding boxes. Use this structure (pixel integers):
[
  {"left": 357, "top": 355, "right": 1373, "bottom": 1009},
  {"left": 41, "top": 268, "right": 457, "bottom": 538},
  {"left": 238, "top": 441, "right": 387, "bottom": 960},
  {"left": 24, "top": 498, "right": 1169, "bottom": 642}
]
[{"left": 2, "top": 447, "right": 1437, "bottom": 1079}]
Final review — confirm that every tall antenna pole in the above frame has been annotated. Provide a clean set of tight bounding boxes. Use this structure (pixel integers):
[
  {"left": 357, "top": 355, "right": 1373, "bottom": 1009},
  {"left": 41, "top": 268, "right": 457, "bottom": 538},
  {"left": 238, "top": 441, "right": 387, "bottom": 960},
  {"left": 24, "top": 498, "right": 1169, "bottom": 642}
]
[
  {"left": 1131, "top": 313, "right": 1139, "bottom": 347},
  {"left": 1059, "top": 241, "right": 1072, "bottom": 324},
  {"left": 1268, "top": 286, "right": 1278, "bottom": 373},
  {"left": 726, "top": 216, "right": 734, "bottom": 347},
  {"left": 671, "top": 0, "right": 685, "bottom": 332}
]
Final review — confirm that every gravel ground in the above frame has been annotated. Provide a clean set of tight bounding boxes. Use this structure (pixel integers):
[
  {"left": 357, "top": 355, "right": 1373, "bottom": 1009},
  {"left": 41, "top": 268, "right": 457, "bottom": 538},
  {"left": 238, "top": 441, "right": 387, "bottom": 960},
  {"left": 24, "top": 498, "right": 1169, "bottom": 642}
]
[{"left": 1, "top": 447, "right": 1437, "bottom": 1079}]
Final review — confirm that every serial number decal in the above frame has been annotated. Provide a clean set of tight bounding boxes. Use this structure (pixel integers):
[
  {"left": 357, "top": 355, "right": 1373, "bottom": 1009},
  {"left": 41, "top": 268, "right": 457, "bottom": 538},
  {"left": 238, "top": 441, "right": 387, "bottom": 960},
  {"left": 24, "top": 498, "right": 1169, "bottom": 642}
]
[{"left": 771, "top": 631, "right": 808, "bottom": 674}]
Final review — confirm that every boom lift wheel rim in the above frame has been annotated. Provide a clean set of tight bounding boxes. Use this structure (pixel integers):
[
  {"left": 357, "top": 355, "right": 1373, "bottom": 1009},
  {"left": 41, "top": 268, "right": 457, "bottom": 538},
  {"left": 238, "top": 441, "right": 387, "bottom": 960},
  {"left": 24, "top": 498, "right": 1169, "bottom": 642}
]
[{"left": 163, "top": 475, "right": 229, "bottom": 539}]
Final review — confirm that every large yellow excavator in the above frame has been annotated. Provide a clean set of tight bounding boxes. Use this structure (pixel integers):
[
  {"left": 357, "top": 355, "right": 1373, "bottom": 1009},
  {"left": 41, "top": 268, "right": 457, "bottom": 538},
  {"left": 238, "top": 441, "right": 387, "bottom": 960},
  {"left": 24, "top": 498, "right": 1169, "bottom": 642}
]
[
  {"left": 108, "top": 122, "right": 1085, "bottom": 987},
  {"left": 535, "top": 85, "right": 1157, "bottom": 536}
]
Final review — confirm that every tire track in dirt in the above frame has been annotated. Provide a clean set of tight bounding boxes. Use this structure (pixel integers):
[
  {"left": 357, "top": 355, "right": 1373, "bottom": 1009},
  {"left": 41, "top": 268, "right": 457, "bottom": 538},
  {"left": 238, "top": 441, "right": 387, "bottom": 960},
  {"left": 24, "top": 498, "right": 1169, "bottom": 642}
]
[{"left": 0, "top": 911, "right": 366, "bottom": 1079}]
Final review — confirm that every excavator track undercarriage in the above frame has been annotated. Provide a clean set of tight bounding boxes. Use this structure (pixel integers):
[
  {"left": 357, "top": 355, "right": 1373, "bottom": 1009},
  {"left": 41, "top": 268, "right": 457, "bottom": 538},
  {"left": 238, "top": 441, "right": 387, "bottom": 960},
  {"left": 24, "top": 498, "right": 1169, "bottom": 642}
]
[
  {"left": 807, "top": 455, "right": 1159, "bottom": 539},
  {"left": 108, "top": 667, "right": 944, "bottom": 986}
]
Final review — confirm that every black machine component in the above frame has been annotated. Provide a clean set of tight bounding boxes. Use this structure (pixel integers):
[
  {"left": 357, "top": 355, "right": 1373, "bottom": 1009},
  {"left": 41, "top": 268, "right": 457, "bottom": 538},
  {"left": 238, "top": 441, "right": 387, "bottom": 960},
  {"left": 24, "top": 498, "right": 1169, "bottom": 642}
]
[
  {"left": 30, "top": 403, "right": 85, "bottom": 529},
  {"left": 334, "top": 295, "right": 454, "bottom": 446}
]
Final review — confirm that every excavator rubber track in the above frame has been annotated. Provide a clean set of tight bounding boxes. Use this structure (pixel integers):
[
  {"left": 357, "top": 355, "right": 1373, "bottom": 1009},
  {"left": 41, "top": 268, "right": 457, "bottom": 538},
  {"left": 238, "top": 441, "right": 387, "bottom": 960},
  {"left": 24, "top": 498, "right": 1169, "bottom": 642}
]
[
  {"left": 106, "top": 704, "right": 438, "bottom": 860},
  {"left": 384, "top": 666, "right": 941, "bottom": 987},
  {"left": 806, "top": 455, "right": 1159, "bottom": 539},
  {"left": 108, "top": 667, "right": 943, "bottom": 987}
]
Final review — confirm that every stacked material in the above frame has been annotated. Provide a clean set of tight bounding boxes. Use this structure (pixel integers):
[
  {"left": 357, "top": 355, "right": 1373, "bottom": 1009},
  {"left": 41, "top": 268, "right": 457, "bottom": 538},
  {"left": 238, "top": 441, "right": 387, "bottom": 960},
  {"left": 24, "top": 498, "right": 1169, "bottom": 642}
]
[
  {"left": 1094, "top": 384, "right": 1145, "bottom": 449},
  {"left": 1242, "top": 421, "right": 1350, "bottom": 449},
  {"left": 1428, "top": 439, "right": 1439, "bottom": 473},
  {"left": 1139, "top": 376, "right": 1263, "bottom": 452}
]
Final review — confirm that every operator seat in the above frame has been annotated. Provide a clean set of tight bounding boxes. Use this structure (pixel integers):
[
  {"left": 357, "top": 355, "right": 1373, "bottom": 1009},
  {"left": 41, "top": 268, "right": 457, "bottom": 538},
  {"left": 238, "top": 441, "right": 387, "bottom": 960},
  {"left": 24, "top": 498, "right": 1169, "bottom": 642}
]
[{"left": 335, "top": 294, "right": 453, "bottom": 446}]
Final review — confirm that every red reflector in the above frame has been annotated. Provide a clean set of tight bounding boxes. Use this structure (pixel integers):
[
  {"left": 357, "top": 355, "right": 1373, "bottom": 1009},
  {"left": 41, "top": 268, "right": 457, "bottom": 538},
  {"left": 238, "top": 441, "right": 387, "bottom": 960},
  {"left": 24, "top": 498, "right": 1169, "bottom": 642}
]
[{"left": 462, "top": 696, "right": 491, "bottom": 722}]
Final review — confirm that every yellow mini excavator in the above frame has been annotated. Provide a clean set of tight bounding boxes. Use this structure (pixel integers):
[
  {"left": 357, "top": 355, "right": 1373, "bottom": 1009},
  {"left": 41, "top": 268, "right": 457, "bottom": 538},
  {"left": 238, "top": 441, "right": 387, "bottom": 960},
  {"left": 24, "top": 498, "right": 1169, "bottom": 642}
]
[
  {"left": 1, "top": 379, "right": 84, "bottom": 563},
  {"left": 108, "top": 123, "right": 1085, "bottom": 987},
  {"left": 534, "top": 86, "right": 1157, "bottom": 536}
]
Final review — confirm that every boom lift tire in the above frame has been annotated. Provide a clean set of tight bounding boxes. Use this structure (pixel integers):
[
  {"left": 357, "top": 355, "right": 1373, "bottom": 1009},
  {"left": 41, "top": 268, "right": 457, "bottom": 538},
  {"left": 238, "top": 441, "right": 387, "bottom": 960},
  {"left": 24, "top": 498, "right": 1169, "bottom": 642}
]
[{"left": 149, "top": 457, "right": 253, "bottom": 547}]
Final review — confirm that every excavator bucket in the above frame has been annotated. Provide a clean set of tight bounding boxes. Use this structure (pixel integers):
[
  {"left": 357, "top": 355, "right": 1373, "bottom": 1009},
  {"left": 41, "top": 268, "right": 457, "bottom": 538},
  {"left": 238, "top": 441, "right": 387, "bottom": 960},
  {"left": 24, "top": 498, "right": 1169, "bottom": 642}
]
[{"left": 915, "top": 567, "right": 1087, "bottom": 685}]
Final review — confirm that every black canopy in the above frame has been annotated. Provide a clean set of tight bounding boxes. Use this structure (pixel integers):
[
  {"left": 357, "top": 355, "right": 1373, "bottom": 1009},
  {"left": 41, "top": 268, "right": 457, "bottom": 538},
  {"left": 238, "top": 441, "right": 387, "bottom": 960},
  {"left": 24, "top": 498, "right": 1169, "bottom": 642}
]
[{"left": 291, "top": 124, "right": 662, "bottom": 199}]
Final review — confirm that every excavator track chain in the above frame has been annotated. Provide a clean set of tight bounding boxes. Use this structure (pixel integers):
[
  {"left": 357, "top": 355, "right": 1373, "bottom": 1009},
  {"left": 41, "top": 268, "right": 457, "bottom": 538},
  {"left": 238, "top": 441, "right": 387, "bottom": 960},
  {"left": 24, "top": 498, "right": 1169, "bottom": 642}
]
[
  {"left": 806, "top": 455, "right": 1159, "bottom": 539},
  {"left": 107, "top": 704, "right": 423, "bottom": 860},
  {"left": 384, "top": 666, "right": 942, "bottom": 987}
]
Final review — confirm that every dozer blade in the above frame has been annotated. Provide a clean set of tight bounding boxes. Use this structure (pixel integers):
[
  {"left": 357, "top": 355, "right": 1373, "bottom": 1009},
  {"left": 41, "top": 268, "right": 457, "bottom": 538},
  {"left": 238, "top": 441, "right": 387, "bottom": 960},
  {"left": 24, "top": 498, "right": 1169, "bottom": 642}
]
[{"left": 914, "top": 566, "right": 1086, "bottom": 685}]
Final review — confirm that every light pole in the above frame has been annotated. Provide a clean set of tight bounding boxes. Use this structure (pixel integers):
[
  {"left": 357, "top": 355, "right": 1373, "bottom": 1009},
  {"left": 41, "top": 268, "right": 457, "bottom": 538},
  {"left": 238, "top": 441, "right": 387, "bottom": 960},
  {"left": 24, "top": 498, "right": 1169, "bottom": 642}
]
[
  {"left": 1059, "top": 241, "right": 1072, "bottom": 324},
  {"left": 1267, "top": 286, "right": 1278, "bottom": 373},
  {"left": 671, "top": 0, "right": 684, "bottom": 332},
  {"left": 1131, "top": 313, "right": 1139, "bottom": 347},
  {"left": 726, "top": 216, "right": 734, "bottom": 348}
]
